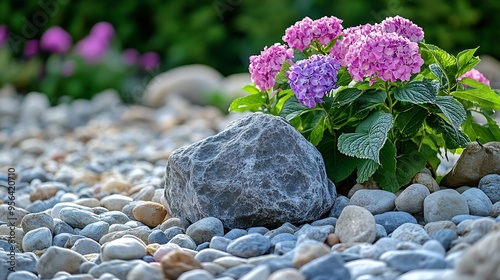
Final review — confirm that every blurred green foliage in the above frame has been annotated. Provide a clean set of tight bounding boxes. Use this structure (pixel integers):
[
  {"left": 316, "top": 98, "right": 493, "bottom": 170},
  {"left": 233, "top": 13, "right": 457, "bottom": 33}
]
[{"left": 1, "top": 0, "right": 499, "bottom": 77}]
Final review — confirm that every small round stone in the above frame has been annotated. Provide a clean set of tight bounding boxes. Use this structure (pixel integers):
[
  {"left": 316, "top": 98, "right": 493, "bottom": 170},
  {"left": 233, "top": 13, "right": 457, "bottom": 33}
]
[
  {"left": 335, "top": 205, "right": 376, "bottom": 243},
  {"left": 22, "top": 227, "right": 52, "bottom": 251},
  {"left": 148, "top": 229, "right": 169, "bottom": 245},
  {"left": 391, "top": 223, "right": 430, "bottom": 245},
  {"left": 292, "top": 240, "right": 330, "bottom": 268},
  {"left": 71, "top": 238, "right": 101, "bottom": 255},
  {"left": 349, "top": 189, "right": 397, "bottom": 214},
  {"left": 461, "top": 188, "right": 493, "bottom": 216},
  {"left": 132, "top": 202, "right": 170, "bottom": 227},
  {"left": 100, "top": 194, "right": 133, "bottom": 211},
  {"left": 160, "top": 250, "right": 202, "bottom": 280},
  {"left": 479, "top": 174, "right": 500, "bottom": 203},
  {"left": 101, "top": 236, "right": 147, "bottom": 261},
  {"left": 423, "top": 189, "right": 469, "bottom": 223},
  {"left": 395, "top": 183, "right": 430, "bottom": 213},
  {"left": 36, "top": 247, "right": 87, "bottom": 279},
  {"left": 168, "top": 234, "right": 197, "bottom": 250},
  {"left": 226, "top": 233, "right": 271, "bottom": 258},
  {"left": 79, "top": 221, "right": 110, "bottom": 242},
  {"left": 374, "top": 211, "right": 417, "bottom": 234},
  {"left": 21, "top": 212, "right": 54, "bottom": 233},
  {"left": 380, "top": 250, "right": 447, "bottom": 273},
  {"left": 186, "top": 216, "right": 224, "bottom": 245}
]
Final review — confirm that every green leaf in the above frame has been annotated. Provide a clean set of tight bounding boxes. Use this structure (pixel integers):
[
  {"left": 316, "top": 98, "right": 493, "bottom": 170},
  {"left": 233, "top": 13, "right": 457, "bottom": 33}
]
[
  {"left": 352, "top": 90, "right": 387, "bottom": 119},
  {"left": 241, "top": 84, "right": 260, "bottom": 95},
  {"left": 429, "top": 64, "right": 448, "bottom": 89},
  {"left": 356, "top": 159, "right": 379, "bottom": 183},
  {"left": 436, "top": 118, "right": 470, "bottom": 149},
  {"left": 483, "top": 114, "right": 500, "bottom": 141},
  {"left": 301, "top": 110, "right": 327, "bottom": 146},
  {"left": 292, "top": 49, "right": 308, "bottom": 63},
  {"left": 273, "top": 60, "right": 291, "bottom": 88},
  {"left": 435, "top": 96, "right": 467, "bottom": 130},
  {"left": 419, "top": 43, "right": 457, "bottom": 90},
  {"left": 395, "top": 149, "right": 427, "bottom": 187},
  {"left": 372, "top": 141, "right": 399, "bottom": 191},
  {"left": 394, "top": 106, "right": 428, "bottom": 140},
  {"left": 338, "top": 111, "right": 394, "bottom": 164},
  {"left": 316, "top": 132, "right": 357, "bottom": 182},
  {"left": 393, "top": 79, "right": 438, "bottom": 104},
  {"left": 228, "top": 93, "right": 267, "bottom": 112},
  {"left": 463, "top": 112, "right": 496, "bottom": 143},
  {"left": 459, "top": 77, "right": 492, "bottom": 90},
  {"left": 456, "top": 47, "right": 480, "bottom": 76},
  {"left": 452, "top": 83, "right": 500, "bottom": 110},
  {"left": 336, "top": 67, "right": 353, "bottom": 87},
  {"left": 279, "top": 95, "right": 309, "bottom": 121},
  {"left": 330, "top": 88, "right": 364, "bottom": 108}
]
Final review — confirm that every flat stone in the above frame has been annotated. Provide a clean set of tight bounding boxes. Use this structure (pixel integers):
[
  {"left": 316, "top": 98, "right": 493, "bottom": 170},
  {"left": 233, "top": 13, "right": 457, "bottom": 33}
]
[
  {"left": 226, "top": 233, "right": 271, "bottom": 258},
  {"left": 441, "top": 142, "right": 500, "bottom": 188},
  {"left": 36, "top": 247, "right": 87, "bottom": 279},
  {"left": 299, "top": 253, "right": 350, "bottom": 280},
  {"left": 71, "top": 238, "right": 101, "bottom": 255},
  {"left": 380, "top": 250, "right": 447, "bottom": 273},
  {"left": 424, "top": 189, "right": 469, "bottom": 223},
  {"left": 335, "top": 205, "right": 376, "bottom": 243},
  {"left": 349, "top": 189, "right": 396, "bottom": 214},
  {"left": 391, "top": 223, "right": 430, "bottom": 245},
  {"left": 58, "top": 207, "right": 100, "bottom": 229},
  {"left": 100, "top": 194, "right": 133, "bottom": 211},
  {"left": 374, "top": 211, "right": 417, "bottom": 234},
  {"left": 88, "top": 259, "right": 143, "bottom": 280},
  {"left": 395, "top": 183, "right": 430, "bottom": 213},
  {"left": 22, "top": 227, "right": 52, "bottom": 251},
  {"left": 21, "top": 212, "right": 54, "bottom": 233},
  {"left": 163, "top": 113, "right": 336, "bottom": 229},
  {"left": 79, "top": 221, "right": 110, "bottom": 242}
]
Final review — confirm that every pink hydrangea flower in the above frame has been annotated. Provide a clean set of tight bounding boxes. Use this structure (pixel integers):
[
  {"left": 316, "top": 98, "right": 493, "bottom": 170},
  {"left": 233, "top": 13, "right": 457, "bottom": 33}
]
[
  {"left": 330, "top": 23, "right": 380, "bottom": 66},
  {"left": 249, "top": 43, "right": 293, "bottom": 91},
  {"left": 287, "top": 54, "right": 340, "bottom": 108},
  {"left": 24, "top": 39, "right": 39, "bottom": 58},
  {"left": 283, "top": 16, "right": 343, "bottom": 51},
  {"left": 90, "top": 22, "right": 115, "bottom": 42},
  {"left": 458, "top": 69, "right": 490, "bottom": 86},
  {"left": 345, "top": 32, "right": 423, "bottom": 85},
  {"left": 381, "top": 16, "right": 424, "bottom": 42},
  {"left": 75, "top": 36, "right": 108, "bottom": 63},
  {"left": 40, "top": 26, "right": 72, "bottom": 54},
  {"left": 0, "top": 25, "right": 8, "bottom": 48},
  {"left": 140, "top": 51, "right": 160, "bottom": 70}
]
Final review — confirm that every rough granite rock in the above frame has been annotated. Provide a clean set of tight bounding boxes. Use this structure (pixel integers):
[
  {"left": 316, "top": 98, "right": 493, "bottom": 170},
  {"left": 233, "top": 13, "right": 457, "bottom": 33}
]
[
  {"left": 163, "top": 113, "right": 336, "bottom": 229},
  {"left": 441, "top": 142, "right": 500, "bottom": 188}
]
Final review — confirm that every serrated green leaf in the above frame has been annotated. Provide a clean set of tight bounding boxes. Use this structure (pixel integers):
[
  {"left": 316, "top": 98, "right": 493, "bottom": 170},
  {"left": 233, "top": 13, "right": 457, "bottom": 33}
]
[
  {"left": 429, "top": 64, "right": 448, "bottom": 89},
  {"left": 273, "top": 60, "right": 291, "bottom": 88},
  {"left": 356, "top": 159, "right": 379, "bottom": 183},
  {"left": 463, "top": 112, "right": 496, "bottom": 143},
  {"left": 483, "top": 114, "right": 500, "bottom": 141},
  {"left": 372, "top": 141, "right": 399, "bottom": 191},
  {"left": 316, "top": 132, "right": 357, "bottom": 182},
  {"left": 452, "top": 83, "right": 500, "bottom": 110},
  {"left": 456, "top": 47, "right": 480, "bottom": 76},
  {"left": 393, "top": 79, "right": 438, "bottom": 104},
  {"left": 437, "top": 118, "right": 469, "bottom": 149},
  {"left": 330, "top": 88, "right": 364, "bottom": 108},
  {"left": 241, "top": 84, "right": 260, "bottom": 95},
  {"left": 338, "top": 111, "right": 394, "bottom": 163},
  {"left": 419, "top": 43, "right": 457, "bottom": 90},
  {"left": 336, "top": 67, "right": 353, "bottom": 87},
  {"left": 394, "top": 106, "right": 428, "bottom": 140},
  {"left": 435, "top": 96, "right": 466, "bottom": 130},
  {"left": 229, "top": 93, "right": 267, "bottom": 112},
  {"left": 395, "top": 149, "right": 426, "bottom": 187},
  {"left": 279, "top": 95, "right": 309, "bottom": 121}
]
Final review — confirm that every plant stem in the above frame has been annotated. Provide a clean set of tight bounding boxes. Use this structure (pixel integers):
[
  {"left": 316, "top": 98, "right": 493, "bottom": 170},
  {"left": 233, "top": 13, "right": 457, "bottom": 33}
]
[{"left": 385, "top": 81, "right": 393, "bottom": 114}]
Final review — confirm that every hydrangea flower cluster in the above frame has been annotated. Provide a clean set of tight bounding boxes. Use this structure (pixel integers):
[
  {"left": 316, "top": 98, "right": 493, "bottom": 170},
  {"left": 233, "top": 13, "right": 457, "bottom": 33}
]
[
  {"left": 330, "top": 24, "right": 380, "bottom": 66},
  {"left": 283, "top": 16, "right": 343, "bottom": 51},
  {"left": 345, "top": 32, "right": 424, "bottom": 84},
  {"left": 249, "top": 43, "right": 293, "bottom": 91},
  {"left": 40, "top": 26, "right": 72, "bottom": 54},
  {"left": 458, "top": 68, "right": 491, "bottom": 86},
  {"left": 381, "top": 16, "right": 424, "bottom": 43},
  {"left": 287, "top": 55, "right": 340, "bottom": 108}
]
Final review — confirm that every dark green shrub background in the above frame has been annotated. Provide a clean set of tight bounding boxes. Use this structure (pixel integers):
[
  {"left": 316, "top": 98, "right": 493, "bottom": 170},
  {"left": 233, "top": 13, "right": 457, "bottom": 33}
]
[{"left": 2, "top": 0, "right": 499, "bottom": 76}]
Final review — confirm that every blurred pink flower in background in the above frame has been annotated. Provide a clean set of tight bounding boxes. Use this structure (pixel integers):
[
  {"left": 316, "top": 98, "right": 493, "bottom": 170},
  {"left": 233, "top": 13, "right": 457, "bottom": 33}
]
[
  {"left": 61, "top": 60, "right": 75, "bottom": 77},
  {"left": 24, "top": 40, "right": 39, "bottom": 58},
  {"left": 123, "top": 48, "right": 140, "bottom": 65},
  {"left": 0, "top": 25, "right": 8, "bottom": 47},
  {"left": 75, "top": 36, "right": 108, "bottom": 64},
  {"left": 40, "top": 26, "right": 72, "bottom": 54},
  {"left": 140, "top": 51, "right": 160, "bottom": 70},
  {"left": 90, "top": 22, "right": 115, "bottom": 42}
]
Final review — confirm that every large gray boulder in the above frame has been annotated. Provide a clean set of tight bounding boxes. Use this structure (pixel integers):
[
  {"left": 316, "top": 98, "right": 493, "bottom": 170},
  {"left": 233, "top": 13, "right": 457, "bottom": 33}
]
[{"left": 163, "top": 113, "right": 336, "bottom": 229}]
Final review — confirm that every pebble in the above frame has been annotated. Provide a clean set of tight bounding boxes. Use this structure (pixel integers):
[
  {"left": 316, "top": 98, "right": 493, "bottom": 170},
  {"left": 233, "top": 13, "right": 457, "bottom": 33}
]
[
  {"left": 299, "top": 253, "right": 350, "bottom": 280},
  {"left": 349, "top": 189, "right": 397, "bottom": 214},
  {"left": 148, "top": 229, "right": 169, "bottom": 244},
  {"left": 478, "top": 174, "right": 500, "bottom": 203},
  {"left": 71, "top": 238, "right": 101, "bottom": 255},
  {"left": 100, "top": 194, "right": 133, "bottom": 211},
  {"left": 168, "top": 234, "right": 197, "bottom": 250},
  {"left": 178, "top": 269, "right": 215, "bottom": 280},
  {"left": 132, "top": 201, "right": 169, "bottom": 227},
  {"left": 79, "top": 221, "right": 110, "bottom": 242},
  {"left": 268, "top": 268, "right": 305, "bottom": 280},
  {"left": 329, "top": 195, "right": 349, "bottom": 218},
  {"left": 226, "top": 233, "right": 271, "bottom": 258},
  {"left": 374, "top": 211, "right": 417, "bottom": 234},
  {"left": 22, "top": 227, "right": 52, "bottom": 251},
  {"left": 209, "top": 236, "right": 232, "bottom": 251},
  {"left": 127, "top": 262, "right": 164, "bottom": 280},
  {"left": 380, "top": 250, "right": 447, "bottom": 273},
  {"left": 345, "top": 259, "right": 388, "bottom": 278},
  {"left": 424, "top": 220, "right": 458, "bottom": 235},
  {"left": 395, "top": 183, "right": 430, "bottom": 213},
  {"left": 36, "top": 247, "right": 87, "bottom": 279},
  {"left": 6, "top": 271, "right": 39, "bottom": 280},
  {"left": 391, "top": 223, "right": 430, "bottom": 244},
  {"left": 59, "top": 207, "right": 100, "bottom": 228},
  {"left": 224, "top": 228, "right": 248, "bottom": 240},
  {"left": 461, "top": 188, "right": 493, "bottom": 216},
  {"left": 160, "top": 250, "right": 202, "bottom": 280},
  {"left": 292, "top": 240, "right": 330, "bottom": 268},
  {"left": 423, "top": 189, "right": 470, "bottom": 223},
  {"left": 430, "top": 229, "right": 457, "bottom": 251},
  {"left": 21, "top": 212, "right": 54, "bottom": 233},
  {"left": 186, "top": 216, "right": 224, "bottom": 245},
  {"left": 101, "top": 236, "right": 147, "bottom": 261},
  {"left": 88, "top": 259, "right": 144, "bottom": 280},
  {"left": 335, "top": 205, "right": 376, "bottom": 243}
]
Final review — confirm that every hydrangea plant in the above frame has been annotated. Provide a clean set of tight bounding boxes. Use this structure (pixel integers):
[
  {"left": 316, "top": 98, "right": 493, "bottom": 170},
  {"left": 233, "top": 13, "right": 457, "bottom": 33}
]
[{"left": 230, "top": 15, "right": 500, "bottom": 192}]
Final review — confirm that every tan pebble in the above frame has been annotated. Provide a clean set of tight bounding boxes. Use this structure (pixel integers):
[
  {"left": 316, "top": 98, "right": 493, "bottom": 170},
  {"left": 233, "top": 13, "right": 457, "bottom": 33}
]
[
  {"left": 146, "top": 243, "right": 160, "bottom": 255},
  {"left": 292, "top": 241, "right": 330, "bottom": 268},
  {"left": 73, "top": 198, "right": 101, "bottom": 208},
  {"left": 412, "top": 173, "right": 439, "bottom": 193},
  {"left": 30, "top": 185, "right": 59, "bottom": 202},
  {"left": 160, "top": 250, "right": 202, "bottom": 280},
  {"left": 101, "top": 179, "right": 131, "bottom": 193},
  {"left": 71, "top": 170, "right": 100, "bottom": 186},
  {"left": 269, "top": 268, "right": 305, "bottom": 280},
  {"left": 101, "top": 194, "right": 133, "bottom": 211},
  {"left": 326, "top": 233, "right": 340, "bottom": 247},
  {"left": 132, "top": 202, "right": 170, "bottom": 227}
]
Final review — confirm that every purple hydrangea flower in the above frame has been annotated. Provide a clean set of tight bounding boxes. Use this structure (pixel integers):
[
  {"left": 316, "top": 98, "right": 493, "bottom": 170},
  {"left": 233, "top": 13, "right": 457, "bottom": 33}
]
[
  {"left": 90, "top": 21, "right": 115, "bottom": 42},
  {"left": 283, "top": 16, "right": 343, "bottom": 51},
  {"left": 381, "top": 16, "right": 424, "bottom": 42},
  {"left": 330, "top": 23, "right": 380, "bottom": 66},
  {"left": 140, "top": 51, "right": 160, "bottom": 70},
  {"left": 0, "top": 25, "right": 8, "bottom": 48},
  {"left": 123, "top": 48, "right": 140, "bottom": 65},
  {"left": 249, "top": 43, "right": 293, "bottom": 91},
  {"left": 40, "top": 26, "right": 72, "bottom": 54},
  {"left": 287, "top": 54, "right": 340, "bottom": 108},
  {"left": 24, "top": 39, "right": 39, "bottom": 58},
  {"left": 345, "top": 32, "right": 423, "bottom": 85},
  {"left": 458, "top": 69, "right": 490, "bottom": 86},
  {"left": 75, "top": 36, "right": 108, "bottom": 63}
]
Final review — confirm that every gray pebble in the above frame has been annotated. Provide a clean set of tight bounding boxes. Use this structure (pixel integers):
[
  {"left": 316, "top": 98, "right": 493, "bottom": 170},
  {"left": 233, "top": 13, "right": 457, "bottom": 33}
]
[
  {"left": 6, "top": 271, "right": 39, "bottom": 280},
  {"left": 219, "top": 264, "right": 255, "bottom": 279},
  {"left": 0, "top": 251, "right": 38, "bottom": 280},
  {"left": 186, "top": 216, "right": 224, "bottom": 245},
  {"left": 25, "top": 200, "right": 47, "bottom": 213},
  {"left": 224, "top": 228, "right": 248, "bottom": 240},
  {"left": 196, "top": 242, "right": 210, "bottom": 251},
  {"left": 247, "top": 227, "right": 269, "bottom": 235},
  {"left": 209, "top": 236, "right": 232, "bottom": 251},
  {"left": 345, "top": 259, "right": 388, "bottom": 279},
  {"left": 21, "top": 212, "right": 54, "bottom": 233},
  {"left": 391, "top": 223, "right": 430, "bottom": 245},
  {"left": 168, "top": 234, "right": 197, "bottom": 250},
  {"left": 424, "top": 189, "right": 469, "bottom": 223},
  {"left": 178, "top": 269, "right": 215, "bottom": 280},
  {"left": 270, "top": 233, "right": 297, "bottom": 247},
  {"left": 273, "top": 240, "right": 296, "bottom": 255},
  {"left": 148, "top": 229, "right": 168, "bottom": 245},
  {"left": 72, "top": 238, "right": 101, "bottom": 255},
  {"left": 374, "top": 211, "right": 417, "bottom": 234},
  {"left": 350, "top": 189, "right": 397, "bottom": 214},
  {"left": 300, "top": 253, "right": 350, "bottom": 280},
  {"left": 479, "top": 174, "right": 500, "bottom": 203},
  {"left": 295, "top": 224, "right": 333, "bottom": 243},
  {"left": 59, "top": 208, "right": 100, "bottom": 229},
  {"left": 451, "top": 214, "right": 484, "bottom": 224},
  {"left": 395, "top": 183, "right": 430, "bottom": 214},
  {"left": 430, "top": 229, "right": 457, "bottom": 251},
  {"left": 165, "top": 226, "right": 186, "bottom": 241},
  {"left": 461, "top": 188, "right": 493, "bottom": 216},
  {"left": 380, "top": 250, "right": 447, "bottom": 273},
  {"left": 375, "top": 224, "right": 388, "bottom": 240},
  {"left": 99, "top": 211, "right": 130, "bottom": 225},
  {"left": 53, "top": 218, "right": 75, "bottom": 235},
  {"left": 89, "top": 260, "right": 143, "bottom": 280},
  {"left": 329, "top": 195, "right": 349, "bottom": 218},
  {"left": 422, "top": 240, "right": 446, "bottom": 257},
  {"left": 22, "top": 227, "right": 52, "bottom": 251},
  {"left": 310, "top": 217, "right": 337, "bottom": 227},
  {"left": 226, "top": 233, "right": 271, "bottom": 258},
  {"left": 194, "top": 248, "right": 231, "bottom": 263},
  {"left": 80, "top": 221, "right": 110, "bottom": 242}
]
